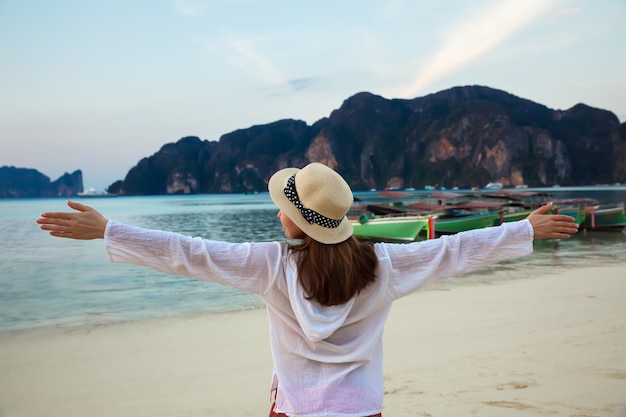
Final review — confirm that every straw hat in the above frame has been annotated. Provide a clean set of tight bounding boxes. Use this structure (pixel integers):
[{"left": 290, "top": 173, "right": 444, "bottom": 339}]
[{"left": 268, "top": 163, "right": 354, "bottom": 244}]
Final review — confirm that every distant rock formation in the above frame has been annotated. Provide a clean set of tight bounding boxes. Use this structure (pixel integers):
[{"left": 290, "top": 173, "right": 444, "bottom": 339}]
[
  {"left": 4, "top": 85, "right": 624, "bottom": 197},
  {"left": 111, "top": 85, "right": 625, "bottom": 194},
  {"left": 0, "top": 167, "right": 83, "bottom": 198}
]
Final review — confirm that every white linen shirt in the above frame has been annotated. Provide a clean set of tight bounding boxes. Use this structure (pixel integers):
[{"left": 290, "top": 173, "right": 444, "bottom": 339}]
[{"left": 104, "top": 218, "right": 534, "bottom": 417}]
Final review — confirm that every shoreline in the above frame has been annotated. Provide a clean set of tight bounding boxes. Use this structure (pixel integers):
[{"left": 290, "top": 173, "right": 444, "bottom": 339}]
[
  {"left": 1, "top": 264, "right": 625, "bottom": 416},
  {"left": 3, "top": 255, "right": 623, "bottom": 335}
]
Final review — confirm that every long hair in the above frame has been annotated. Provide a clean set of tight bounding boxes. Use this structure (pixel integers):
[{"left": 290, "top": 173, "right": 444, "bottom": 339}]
[{"left": 288, "top": 235, "right": 378, "bottom": 306}]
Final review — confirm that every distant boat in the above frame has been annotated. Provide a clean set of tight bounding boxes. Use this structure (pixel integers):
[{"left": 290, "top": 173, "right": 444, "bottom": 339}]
[
  {"left": 582, "top": 203, "right": 626, "bottom": 230},
  {"left": 484, "top": 182, "right": 503, "bottom": 190},
  {"left": 77, "top": 188, "right": 116, "bottom": 198}
]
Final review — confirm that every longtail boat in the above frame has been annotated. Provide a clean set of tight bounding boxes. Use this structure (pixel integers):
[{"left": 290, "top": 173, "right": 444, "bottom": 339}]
[
  {"left": 582, "top": 203, "right": 626, "bottom": 230},
  {"left": 432, "top": 210, "right": 501, "bottom": 234},
  {"left": 550, "top": 198, "right": 593, "bottom": 226},
  {"left": 499, "top": 207, "right": 535, "bottom": 223},
  {"left": 351, "top": 214, "right": 430, "bottom": 242}
]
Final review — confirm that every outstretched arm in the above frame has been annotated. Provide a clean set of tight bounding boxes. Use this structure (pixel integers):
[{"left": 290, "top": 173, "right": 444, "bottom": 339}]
[
  {"left": 37, "top": 200, "right": 108, "bottom": 240},
  {"left": 526, "top": 202, "right": 579, "bottom": 239},
  {"left": 36, "top": 201, "right": 281, "bottom": 293}
]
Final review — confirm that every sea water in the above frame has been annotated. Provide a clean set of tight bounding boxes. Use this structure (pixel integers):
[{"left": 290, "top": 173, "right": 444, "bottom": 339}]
[{"left": 1, "top": 188, "right": 625, "bottom": 332}]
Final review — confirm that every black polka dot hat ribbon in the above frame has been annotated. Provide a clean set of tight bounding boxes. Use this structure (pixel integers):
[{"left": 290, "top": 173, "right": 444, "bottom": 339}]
[{"left": 283, "top": 174, "right": 341, "bottom": 229}]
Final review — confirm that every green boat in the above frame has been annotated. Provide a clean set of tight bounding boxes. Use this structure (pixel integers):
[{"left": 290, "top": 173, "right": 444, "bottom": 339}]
[
  {"left": 500, "top": 206, "right": 587, "bottom": 225},
  {"left": 352, "top": 214, "right": 430, "bottom": 242},
  {"left": 581, "top": 204, "right": 626, "bottom": 230},
  {"left": 551, "top": 207, "right": 587, "bottom": 225},
  {"left": 432, "top": 210, "right": 501, "bottom": 234},
  {"left": 499, "top": 207, "right": 535, "bottom": 223}
]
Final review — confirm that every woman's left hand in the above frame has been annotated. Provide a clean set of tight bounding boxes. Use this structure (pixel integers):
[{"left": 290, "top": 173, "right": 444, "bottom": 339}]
[{"left": 526, "top": 202, "right": 579, "bottom": 239}]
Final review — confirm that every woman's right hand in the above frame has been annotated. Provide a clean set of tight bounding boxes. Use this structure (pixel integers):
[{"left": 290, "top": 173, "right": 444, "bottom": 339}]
[{"left": 36, "top": 200, "right": 109, "bottom": 240}]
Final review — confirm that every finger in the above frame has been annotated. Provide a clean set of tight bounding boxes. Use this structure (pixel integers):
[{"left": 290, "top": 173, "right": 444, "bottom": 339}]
[
  {"left": 38, "top": 211, "right": 75, "bottom": 220},
  {"left": 552, "top": 224, "right": 579, "bottom": 237},
  {"left": 551, "top": 232, "right": 572, "bottom": 239},
  {"left": 37, "top": 219, "right": 55, "bottom": 228},
  {"left": 39, "top": 222, "right": 69, "bottom": 232},
  {"left": 38, "top": 201, "right": 89, "bottom": 220},
  {"left": 551, "top": 214, "right": 577, "bottom": 223},
  {"left": 531, "top": 202, "right": 553, "bottom": 216},
  {"left": 37, "top": 216, "right": 68, "bottom": 225},
  {"left": 42, "top": 222, "right": 85, "bottom": 239},
  {"left": 550, "top": 226, "right": 575, "bottom": 237},
  {"left": 67, "top": 200, "right": 91, "bottom": 212},
  {"left": 48, "top": 230, "right": 74, "bottom": 239},
  {"left": 553, "top": 218, "right": 578, "bottom": 227},
  {"left": 550, "top": 222, "right": 579, "bottom": 234},
  {"left": 558, "top": 219, "right": 580, "bottom": 228}
]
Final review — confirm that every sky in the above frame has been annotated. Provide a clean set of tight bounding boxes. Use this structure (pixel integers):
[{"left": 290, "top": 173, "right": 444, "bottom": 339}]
[{"left": 1, "top": 0, "right": 625, "bottom": 191}]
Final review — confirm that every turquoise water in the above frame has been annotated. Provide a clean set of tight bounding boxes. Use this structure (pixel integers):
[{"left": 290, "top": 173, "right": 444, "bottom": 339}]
[{"left": 1, "top": 188, "right": 625, "bottom": 332}]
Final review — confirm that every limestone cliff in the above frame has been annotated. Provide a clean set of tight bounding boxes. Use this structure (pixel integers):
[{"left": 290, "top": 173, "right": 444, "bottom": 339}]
[
  {"left": 0, "top": 167, "right": 83, "bottom": 198},
  {"left": 111, "top": 85, "right": 625, "bottom": 194}
]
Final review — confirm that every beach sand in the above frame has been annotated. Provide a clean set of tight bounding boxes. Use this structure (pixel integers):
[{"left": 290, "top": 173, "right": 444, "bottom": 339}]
[{"left": 1, "top": 264, "right": 625, "bottom": 417}]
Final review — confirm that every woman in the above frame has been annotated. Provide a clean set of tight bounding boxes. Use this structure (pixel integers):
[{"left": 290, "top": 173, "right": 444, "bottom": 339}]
[{"left": 37, "top": 162, "right": 578, "bottom": 417}]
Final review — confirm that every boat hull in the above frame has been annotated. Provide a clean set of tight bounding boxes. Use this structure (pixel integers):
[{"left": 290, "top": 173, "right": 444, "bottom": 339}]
[
  {"left": 500, "top": 208, "right": 534, "bottom": 223},
  {"left": 553, "top": 208, "right": 587, "bottom": 225},
  {"left": 433, "top": 211, "right": 501, "bottom": 234},
  {"left": 352, "top": 216, "right": 429, "bottom": 242},
  {"left": 582, "top": 205, "right": 626, "bottom": 230}
]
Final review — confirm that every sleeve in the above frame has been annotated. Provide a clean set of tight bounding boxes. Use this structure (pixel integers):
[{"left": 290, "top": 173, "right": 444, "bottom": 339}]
[
  {"left": 103, "top": 220, "right": 284, "bottom": 295},
  {"left": 383, "top": 219, "right": 534, "bottom": 299}
]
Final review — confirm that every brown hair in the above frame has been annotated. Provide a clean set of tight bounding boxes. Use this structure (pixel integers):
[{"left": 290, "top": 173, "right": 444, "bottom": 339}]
[{"left": 288, "top": 235, "right": 378, "bottom": 306}]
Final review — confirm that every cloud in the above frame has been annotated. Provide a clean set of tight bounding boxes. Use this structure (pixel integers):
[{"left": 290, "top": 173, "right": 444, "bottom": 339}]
[
  {"left": 193, "top": 32, "right": 288, "bottom": 86},
  {"left": 173, "top": 0, "right": 207, "bottom": 16},
  {"left": 554, "top": 7, "right": 582, "bottom": 18},
  {"left": 398, "top": 0, "right": 559, "bottom": 98},
  {"left": 256, "top": 76, "right": 320, "bottom": 97},
  {"left": 549, "top": 7, "right": 582, "bottom": 24},
  {"left": 288, "top": 77, "right": 316, "bottom": 92},
  {"left": 229, "top": 37, "right": 286, "bottom": 85}
]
